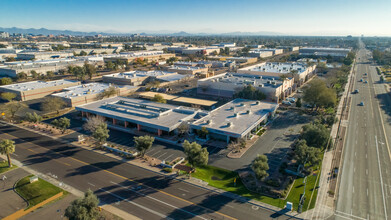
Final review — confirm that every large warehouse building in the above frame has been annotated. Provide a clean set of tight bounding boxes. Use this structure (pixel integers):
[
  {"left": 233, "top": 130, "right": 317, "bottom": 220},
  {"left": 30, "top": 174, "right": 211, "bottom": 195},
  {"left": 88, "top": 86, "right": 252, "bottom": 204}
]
[
  {"left": 238, "top": 62, "right": 316, "bottom": 87},
  {"left": 197, "top": 72, "right": 294, "bottom": 101},
  {"left": 0, "top": 79, "right": 80, "bottom": 101},
  {"left": 76, "top": 97, "right": 277, "bottom": 144},
  {"left": 102, "top": 70, "right": 191, "bottom": 86},
  {"left": 51, "top": 83, "right": 137, "bottom": 107},
  {"left": 299, "top": 47, "right": 351, "bottom": 57},
  {"left": 191, "top": 99, "right": 278, "bottom": 143}
]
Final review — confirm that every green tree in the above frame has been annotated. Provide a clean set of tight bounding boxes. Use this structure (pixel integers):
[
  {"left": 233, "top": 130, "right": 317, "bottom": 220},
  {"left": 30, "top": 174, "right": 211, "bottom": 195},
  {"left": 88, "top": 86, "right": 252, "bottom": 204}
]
[
  {"left": 105, "top": 61, "right": 115, "bottom": 71},
  {"left": 301, "top": 122, "right": 330, "bottom": 149},
  {"left": 303, "top": 78, "right": 336, "bottom": 109},
  {"left": 17, "top": 72, "right": 28, "bottom": 80},
  {"left": 25, "top": 112, "right": 43, "bottom": 123},
  {"left": 134, "top": 135, "right": 155, "bottom": 157},
  {"left": 30, "top": 70, "right": 38, "bottom": 79},
  {"left": 65, "top": 189, "right": 100, "bottom": 220},
  {"left": 97, "top": 86, "right": 118, "bottom": 100},
  {"left": 0, "top": 77, "right": 13, "bottom": 85},
  {"left": 55, "top": 117, "right": 71, "bottom": 134},
  {"left": 151, "top": 94, "right": 166, "bottom": 103},
  {"left": 84, "top": 62, "right": 96, "bottom": 79},
  {"left": 2, "top": 101, "right": 27, "bottom": 119},
  {"left": 92, "top": 123, "right": 109, "bottom": 144},
  {"left": 46, "top": 71, "right": 54, "bottom": 78},
  {"left": 79, "top": 50, "right": 88, "bottom": 56},
  {"left": 146, "top": 80, "right": 161, "bottom": 88},
  {"left": 0, "top": 139, "right": 15, "bottom": 167},
  {"left": 294, "top": 139, "right": 322, "bottom": 168},
  {"left": 73, "top": 66, "right": 87, "bottom": 81},
  {"left": 166, "top": 57, "right": 178, "bottom": 65},
  {"left": 234, "top": 84, "right": 266, "bottom": 100},
  {"left": 0, "top": 92, "right": 17, "bottom": 102},
  {"left": 197, "top": 127, "right": 209, "bottom": 139},
  {"left": 251, "top": 154, "right": 269, "bottom": 181},
  {"left": 183, "top": 140, "right": 209, "bottom": 168},
  {"left": 41, "top": 97, "right": 66, "bottom": 114}
]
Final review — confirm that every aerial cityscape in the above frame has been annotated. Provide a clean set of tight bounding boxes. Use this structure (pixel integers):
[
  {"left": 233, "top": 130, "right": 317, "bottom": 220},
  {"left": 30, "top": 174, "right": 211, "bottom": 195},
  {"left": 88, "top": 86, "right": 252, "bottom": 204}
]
[{"left": 0, "top": 0, "right": 390, "bottom": 220}]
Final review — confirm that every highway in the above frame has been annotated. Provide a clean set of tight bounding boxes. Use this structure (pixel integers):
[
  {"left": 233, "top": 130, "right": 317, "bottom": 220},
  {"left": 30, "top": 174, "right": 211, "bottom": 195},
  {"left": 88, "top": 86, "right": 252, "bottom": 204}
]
[
  {"left": 334, "top": 41, "right": 391, "bottom": 220},
  {"left": 0, "top": 123, "right": 298, "bottom": 220}
]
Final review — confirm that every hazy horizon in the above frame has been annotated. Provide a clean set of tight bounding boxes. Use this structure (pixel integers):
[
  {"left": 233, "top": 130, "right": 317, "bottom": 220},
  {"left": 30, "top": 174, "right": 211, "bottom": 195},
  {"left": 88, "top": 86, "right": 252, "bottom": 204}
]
[{"left": 1, "top": 0, "right": 391, "bottom": 36}]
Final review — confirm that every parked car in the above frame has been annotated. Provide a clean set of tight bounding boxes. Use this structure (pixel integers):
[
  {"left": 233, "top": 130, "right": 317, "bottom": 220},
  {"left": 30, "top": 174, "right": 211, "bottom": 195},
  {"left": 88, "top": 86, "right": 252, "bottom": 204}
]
[
  {"left": 282, "top": 100, "right": 292, "bottom": 106},
  {"left": 360, "top": 78, "right": 363, "bottom": 82},
  {"left": 297, "top": 89, "right": 303, "bottom": 93},
  {"left": 360, "top": 101, "right": 364, "bottom": 106},
  {"left": 364, "top": 80, "right": 368, "bottom": 83},
  {"left": 287, "top": 97, "right": 296, "bottom": 103},
  {"left": 354, "top": 89, "right": 359, "bottom": 94}
]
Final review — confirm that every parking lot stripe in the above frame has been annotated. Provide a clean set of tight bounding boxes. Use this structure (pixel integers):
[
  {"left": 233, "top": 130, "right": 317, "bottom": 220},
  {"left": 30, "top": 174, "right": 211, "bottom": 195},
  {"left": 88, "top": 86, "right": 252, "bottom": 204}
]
[
  {"left": 157, "top": 152, "right": 167, "bottom": 159},
  {"left": 149, "top": 150, "right": 161, "bottom": 157},
  {"left": 163, "top": 154, "right": 174, "bottom": 161}
]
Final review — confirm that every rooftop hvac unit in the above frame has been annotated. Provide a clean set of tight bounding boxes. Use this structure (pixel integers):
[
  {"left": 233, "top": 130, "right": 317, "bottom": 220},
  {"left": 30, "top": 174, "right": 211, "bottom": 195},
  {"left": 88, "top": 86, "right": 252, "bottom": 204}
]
[
  {"left": 227, "top": 122, "right": 232, "bottom": 127},
  {"left": 246, "top": 110, "right": 251, "bottom": 114},
  {"left": 206, "top": 120, "right": 211, "bottom": 124}
]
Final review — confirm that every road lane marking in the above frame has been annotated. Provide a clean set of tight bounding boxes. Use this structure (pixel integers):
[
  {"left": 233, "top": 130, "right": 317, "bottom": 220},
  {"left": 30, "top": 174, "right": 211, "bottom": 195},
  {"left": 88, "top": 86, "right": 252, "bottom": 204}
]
[
  {"left": 375, "top": 135, "right": 388, "bottom": 219},
  {"left": 335, "top": 210, "right": 367, "bottom": 220},
  {"left": 100, "top": 188, "right": 168, "bottom": 219},
  {"left": 367, "top": 188, "right": 368, "bottom": 197},
  {"left": 27, "top": 148, "right": 37, "bottom": 153},
  {"left": 366, "top": 169, "right": 368, "bottom": 175},
  {"left": 87, "top": 182, "right": 96, "bottom": 187},
  {"left": 2, "top": 128, "right": 238, "bottom": 220},
  {"left": 353, "top": 186, "right": 354, "bottom": 193},
  {"left": 178, "top": 188, "right": 189, "bottom": 193},
  {"left": 110, "top": 181, "right": 207, "bottom": 220}
]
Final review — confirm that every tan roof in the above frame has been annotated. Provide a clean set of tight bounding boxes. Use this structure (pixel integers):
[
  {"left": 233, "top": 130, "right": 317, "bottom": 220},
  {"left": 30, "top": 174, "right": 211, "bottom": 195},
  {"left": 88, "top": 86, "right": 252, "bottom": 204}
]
[{"left": 139, "top": 91, "right": 217, "bottom": 107}]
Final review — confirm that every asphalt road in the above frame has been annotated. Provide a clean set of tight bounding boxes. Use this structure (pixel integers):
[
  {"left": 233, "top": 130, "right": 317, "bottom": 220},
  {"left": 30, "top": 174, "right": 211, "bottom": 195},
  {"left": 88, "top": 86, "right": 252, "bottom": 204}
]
[
  {"left": 334, "top": 42, "right": 391, "bottom": 220},
  {"left": 0, "top": 123, "right": 299, "bottom": 220}
]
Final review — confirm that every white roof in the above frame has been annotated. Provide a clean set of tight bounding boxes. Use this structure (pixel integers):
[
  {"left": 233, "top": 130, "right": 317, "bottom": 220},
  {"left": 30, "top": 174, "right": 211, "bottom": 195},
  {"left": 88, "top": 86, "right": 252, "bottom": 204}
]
[
  {"left": 52, "top": 83, "right": 134, "bottom": 98},
  {"left": 0, "top": 79, "right": 79, "bottom": 92}
]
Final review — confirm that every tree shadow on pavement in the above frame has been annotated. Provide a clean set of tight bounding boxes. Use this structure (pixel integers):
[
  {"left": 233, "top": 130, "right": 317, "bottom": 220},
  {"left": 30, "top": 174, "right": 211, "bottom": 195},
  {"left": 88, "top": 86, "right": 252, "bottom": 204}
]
[{"left": 376, "top": 93, "right": 391, "bottom": 125}]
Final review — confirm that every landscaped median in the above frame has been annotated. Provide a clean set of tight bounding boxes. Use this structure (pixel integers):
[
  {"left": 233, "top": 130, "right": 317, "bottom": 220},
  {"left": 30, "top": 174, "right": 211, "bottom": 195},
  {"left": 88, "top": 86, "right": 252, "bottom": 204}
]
[
  {"left": 15, "top": 175, "right": 67, "bottom": 209},
  {"left": 190, "top": 164, "right": 321, "bottom": 212},
  {"left": 0, "top": 160, "right": 17, "bottom": 174}
]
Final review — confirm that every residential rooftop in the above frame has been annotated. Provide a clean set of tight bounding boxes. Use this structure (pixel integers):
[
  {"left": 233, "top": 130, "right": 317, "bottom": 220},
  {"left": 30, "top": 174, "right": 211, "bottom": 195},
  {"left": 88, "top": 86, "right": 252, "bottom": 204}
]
[
  {"left": 192, "top": 99, "right": 278, "bottom": 137},
  {"left": 0, "top": 79, "right": 79, "bottom": 92}
]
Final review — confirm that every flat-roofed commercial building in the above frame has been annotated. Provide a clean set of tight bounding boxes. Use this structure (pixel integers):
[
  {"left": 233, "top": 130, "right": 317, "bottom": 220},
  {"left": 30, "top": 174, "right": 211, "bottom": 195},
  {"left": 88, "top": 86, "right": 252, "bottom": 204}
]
[
  {"left": 211, "top": 43, "right": 236, "bottom": 48},
  {"left": 277, "top": 46, "right": 300, "bottom": 52},
  {"left": 166, "top": 65, "right": 208, "bottom": 76},
  {"left": 0, "top": 79, "right": 80, "bottom": 101},
  {"left": 51, "top": 83, "right": 137, "bottom": 107},
  {"left": 250, "top": 48, "right": 284, "bottom": 55},
  {"left": 191, "top": 99, "right": 278, "bottom": 143},
  {"left": 197, "top": 72, "right": 294, "bottom": 102},
  {"left": 168, "top": 47, "right": 219, "bottom": 55},
  {"left": 0, "top": 58, "right": 98, "bottom": 77},
  {"left": 76, "top": 97, "right": 201, "bottom": 136},
  {"left": 138, "top": 91, "right": 217, "bottom": 109},
  {"left": 102, "top": 70, "right": 191, "bottom": 86},
  {"left": 103, "top": 51, "right": 175, "bottom": 63},
  {"left": 299, "top": 47, "right": 351, "bottom": 57},
  {"left": 225, "top": 57, "right": 258, "bottom": 64},
  {"left": 238, "top": 62, "right": 316, "bottom": 87},
  {"left": 248, "top": 50, "right": 273, "bottom": 58},
  {"left": 17, "top": 51, "right": 73, "bottom": 60}
]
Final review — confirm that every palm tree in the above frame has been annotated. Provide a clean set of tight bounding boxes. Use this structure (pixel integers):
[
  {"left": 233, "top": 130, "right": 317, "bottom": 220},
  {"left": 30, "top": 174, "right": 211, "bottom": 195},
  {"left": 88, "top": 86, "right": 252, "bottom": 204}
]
[{"left": 0, "top": 139, "right": 15, "bottom": 167}]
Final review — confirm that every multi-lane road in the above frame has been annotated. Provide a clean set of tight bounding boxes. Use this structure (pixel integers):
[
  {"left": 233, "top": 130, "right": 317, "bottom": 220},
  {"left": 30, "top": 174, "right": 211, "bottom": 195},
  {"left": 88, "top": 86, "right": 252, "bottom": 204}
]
[
  {"left": 0, "top": 122, "right": 299, "bottom": 220},
  {"left": 335, "top": 42, "right": 391, "bottom": 220}
]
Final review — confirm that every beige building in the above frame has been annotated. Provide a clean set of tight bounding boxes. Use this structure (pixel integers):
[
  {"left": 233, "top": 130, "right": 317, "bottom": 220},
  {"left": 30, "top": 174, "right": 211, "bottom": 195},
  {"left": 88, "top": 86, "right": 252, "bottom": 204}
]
[
  {"left": 166, "top": 65, "right": 208, "bottom": 76},
  {"left": 103, "top": 51, "right": 175, "bottom": 63},
  {"left": 102, "top": 70, "right": 191, "bottom": 86},
  {"left": 238, "top": 62, "right": 317, "bottom": 87},
  {"left": 0, "top": 79, "right": 80, "bottom": 101},
  {"left": 197, "top": 72, "right": 294, "bottom": 102}
]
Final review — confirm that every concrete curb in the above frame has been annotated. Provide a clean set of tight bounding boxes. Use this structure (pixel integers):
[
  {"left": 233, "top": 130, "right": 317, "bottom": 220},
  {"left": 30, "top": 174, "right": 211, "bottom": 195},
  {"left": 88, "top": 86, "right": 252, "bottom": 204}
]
[{"left": 13, "top": 176, "right": 29, "bottom": 209}]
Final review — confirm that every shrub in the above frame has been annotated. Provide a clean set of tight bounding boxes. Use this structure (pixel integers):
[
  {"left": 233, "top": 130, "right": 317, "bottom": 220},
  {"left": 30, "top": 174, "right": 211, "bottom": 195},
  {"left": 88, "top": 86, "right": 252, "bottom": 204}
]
[{"left": 163, "top": 167, "right": 172, "bottom": 173}]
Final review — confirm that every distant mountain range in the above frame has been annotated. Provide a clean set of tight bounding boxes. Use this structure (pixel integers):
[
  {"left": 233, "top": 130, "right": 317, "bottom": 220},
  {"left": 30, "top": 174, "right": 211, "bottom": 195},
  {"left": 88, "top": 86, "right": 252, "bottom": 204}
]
[{"left": 0, "top": 27, "right": 283, "bottom": 37}]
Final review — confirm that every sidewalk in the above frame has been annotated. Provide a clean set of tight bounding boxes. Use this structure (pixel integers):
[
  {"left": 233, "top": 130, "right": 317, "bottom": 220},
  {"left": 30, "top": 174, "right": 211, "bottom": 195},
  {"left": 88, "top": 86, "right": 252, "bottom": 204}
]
[{"left": 301, "top": 59, "right": 357, "bottom": 220}]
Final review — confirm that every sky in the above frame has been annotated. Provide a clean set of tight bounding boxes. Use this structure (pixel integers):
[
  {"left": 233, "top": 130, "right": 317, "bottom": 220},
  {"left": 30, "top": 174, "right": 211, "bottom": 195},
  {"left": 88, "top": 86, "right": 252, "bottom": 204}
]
[{"left": 1, "top": 0, "right": 391, "bottom": 36}]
